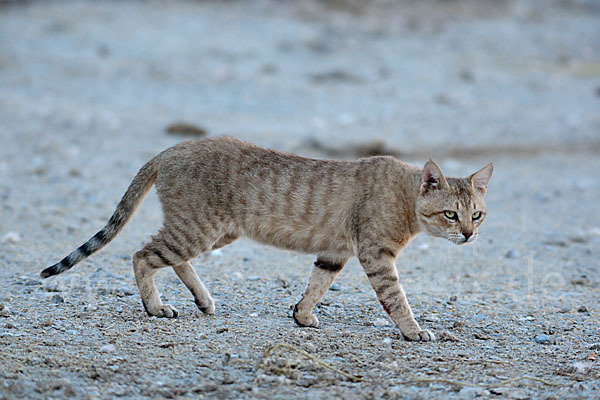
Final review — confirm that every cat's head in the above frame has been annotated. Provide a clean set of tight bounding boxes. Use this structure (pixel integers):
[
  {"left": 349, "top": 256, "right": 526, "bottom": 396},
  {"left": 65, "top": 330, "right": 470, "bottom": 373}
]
[{"left": 415, "top": 160, "right": 493, "bottom": 245}]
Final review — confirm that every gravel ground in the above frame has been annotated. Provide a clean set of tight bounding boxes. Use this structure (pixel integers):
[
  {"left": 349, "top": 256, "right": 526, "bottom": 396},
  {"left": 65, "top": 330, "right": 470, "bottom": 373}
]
[{"left": 1, "top": 1, "right": 599, "bottom": 399}]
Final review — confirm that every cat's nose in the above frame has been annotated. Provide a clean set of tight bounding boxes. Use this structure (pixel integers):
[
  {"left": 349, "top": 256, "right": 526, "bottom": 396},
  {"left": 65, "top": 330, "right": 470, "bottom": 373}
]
[{"left": 462, "top": 232, "right": 473, "bottom": 241}]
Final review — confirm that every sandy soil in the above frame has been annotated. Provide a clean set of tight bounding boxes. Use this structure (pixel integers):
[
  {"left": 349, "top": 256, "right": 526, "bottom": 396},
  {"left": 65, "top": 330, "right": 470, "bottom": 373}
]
[{"left": 1, "top": 0, "right": 599, "bottom": 398}]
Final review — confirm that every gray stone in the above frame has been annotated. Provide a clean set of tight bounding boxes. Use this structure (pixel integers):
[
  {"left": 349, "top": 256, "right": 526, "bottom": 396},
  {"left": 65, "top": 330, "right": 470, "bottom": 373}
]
[
  {"left": 50, "top": 295, "right": 64, "bottom": 304},
  {"left": 534, "top": 334, "right": 550, "bottom": 344}
]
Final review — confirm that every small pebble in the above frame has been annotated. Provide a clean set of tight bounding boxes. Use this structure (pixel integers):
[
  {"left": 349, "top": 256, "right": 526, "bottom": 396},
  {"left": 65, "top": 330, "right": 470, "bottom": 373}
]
[
  {"left": 577, "top": 306, "right": 588, "bottom": 313},
  {"left": 458, "top": 386, "right": 481, "bottom": 399},
  {"left": 505, "top": 249, "right": 520, "bottom": 259},
  {"left": 1, "top": 232, "right": 21, "bottom": 244},
  {"left": 0, "top": 303, "right": 10, "bottom": 317},
  {"left": 329, "top": 282, "right": 341, "bottom": 291},
  {"left": 534, "top": 334, "right": 550, "bottom": 344},
  {"left": 438, "top": 330, "right": 460, "bottom": 342},
  {"left": 50, "top": 294, "right": 64, "bottom": 304},
  {"left": 99, "top": 344, "right": 116, "bottom": 353},
  {"left": 373, "top": 318, "right": 390, "bottom": 327}
]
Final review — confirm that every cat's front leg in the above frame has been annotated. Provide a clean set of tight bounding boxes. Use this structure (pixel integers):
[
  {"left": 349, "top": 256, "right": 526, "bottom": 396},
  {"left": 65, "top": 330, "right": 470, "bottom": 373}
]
[
  {"left": 294, "top": 257, "right": 348, "bottom": 328},
  {"left": 358, "top": 248, "right": 435, "bottom": 341}
]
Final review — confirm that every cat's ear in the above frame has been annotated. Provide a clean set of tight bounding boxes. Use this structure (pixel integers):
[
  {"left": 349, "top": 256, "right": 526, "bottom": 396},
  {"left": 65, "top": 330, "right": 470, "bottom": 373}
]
[
  {"left": 469, "top": 163, "right": 494, "bottom": 196},
  {"left": 421, "top": 159, "right": 448, "bottom": 194}
]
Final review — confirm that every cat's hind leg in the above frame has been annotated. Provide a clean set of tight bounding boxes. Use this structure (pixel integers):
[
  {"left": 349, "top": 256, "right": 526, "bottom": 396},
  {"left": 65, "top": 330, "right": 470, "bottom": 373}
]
[
  {"left": 132, "top": 245, "right": 178, "bottom": 318},
  {"left": 293, "top": 256, "right": 348, "bottom": 328},
  {"left": 172, "top": 261, "right": 215, "bottom": 314},
  {"left": 170, "top": 233, "right": 238, "bottom": 313},
  {"left": 132, "top": 228, "right": 211, "bottom": 318}
]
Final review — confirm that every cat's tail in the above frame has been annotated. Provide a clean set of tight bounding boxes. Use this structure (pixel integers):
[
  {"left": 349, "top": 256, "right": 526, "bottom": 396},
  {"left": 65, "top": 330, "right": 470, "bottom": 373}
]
[{"left": 41, "top": 155, "right": 161, "bottom": 278}]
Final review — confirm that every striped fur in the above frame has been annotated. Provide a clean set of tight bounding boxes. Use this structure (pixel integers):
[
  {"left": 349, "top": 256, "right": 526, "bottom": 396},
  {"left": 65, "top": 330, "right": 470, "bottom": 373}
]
[{"left": 42, "top": 137, "right": 492, "bottom": 341}]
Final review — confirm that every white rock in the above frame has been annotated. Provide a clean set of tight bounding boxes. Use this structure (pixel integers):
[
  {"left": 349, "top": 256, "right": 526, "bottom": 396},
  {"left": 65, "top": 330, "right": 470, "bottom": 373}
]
[
  {"left": 99, "top": 344, "right": 116, "bottom": 353},
  {"left": 1, "top": 232, "right": 21, "bottom": 244},
  {"left": 373, "top": 318, "right": 390, "bottom": 327}
]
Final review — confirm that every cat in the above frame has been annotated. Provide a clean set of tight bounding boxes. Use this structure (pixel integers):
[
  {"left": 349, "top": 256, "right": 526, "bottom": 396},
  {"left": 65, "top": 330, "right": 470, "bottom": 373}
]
[{"left": 41, "top": 137, "right": 493, "bottom": 341}]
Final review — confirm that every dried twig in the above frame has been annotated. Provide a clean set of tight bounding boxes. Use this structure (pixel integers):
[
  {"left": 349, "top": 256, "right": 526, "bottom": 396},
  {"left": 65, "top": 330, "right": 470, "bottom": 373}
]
[
  {"left": 402, "top": 375, "right": 560, "bottom": 388},
  {"left": 255, "top": 342, "right": 363, "bottom": 382}
]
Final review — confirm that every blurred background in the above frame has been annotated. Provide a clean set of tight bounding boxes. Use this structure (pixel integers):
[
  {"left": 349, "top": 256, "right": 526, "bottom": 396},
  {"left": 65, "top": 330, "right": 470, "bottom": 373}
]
[{"left": 1, "top": 0, "right": 598, "bottom": 159}]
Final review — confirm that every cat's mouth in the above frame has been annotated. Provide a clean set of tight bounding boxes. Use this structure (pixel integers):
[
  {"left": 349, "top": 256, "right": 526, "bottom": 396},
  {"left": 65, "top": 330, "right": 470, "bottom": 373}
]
[{"left": 447, "top": 233, "right": 478, "bottom": 245}]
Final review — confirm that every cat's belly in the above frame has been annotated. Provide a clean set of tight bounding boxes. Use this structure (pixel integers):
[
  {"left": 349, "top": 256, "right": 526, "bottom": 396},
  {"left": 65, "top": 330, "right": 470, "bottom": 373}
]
[{"left": 241, "top": 220, "right": 355, "bottom": 257}]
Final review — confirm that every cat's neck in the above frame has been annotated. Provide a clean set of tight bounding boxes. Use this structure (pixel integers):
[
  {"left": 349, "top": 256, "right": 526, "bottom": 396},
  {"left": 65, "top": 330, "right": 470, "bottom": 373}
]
[{"left": 407, "top": 167, "right": 424, "bottom": 237}]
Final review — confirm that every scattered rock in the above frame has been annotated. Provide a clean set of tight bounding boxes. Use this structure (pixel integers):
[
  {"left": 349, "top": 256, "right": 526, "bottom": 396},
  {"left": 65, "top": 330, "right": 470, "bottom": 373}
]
[
  {"left": 192, "top": 383, "right": 219, "bottom": 393},
  {"left": 310, "top": 70, "right": 364, "bottom": 84},
  {"left": 434, "top": 93, "right": 453, "bottom": 105},
  {"left": 571, "top": 277, "right": 591, "bottom": 286},
  {"left": 16, "top": 277, "right": 41, "bottom": 286},
  {"left": 565, "top": 360, "right": 595, "bottom": 374},
  {"left": 275, "top": 277, "right": 289, "bottom": 288},
  {"left": 458, "top": 386, "right": 481, "bottom": 399},
  {"left": 438, "top": 330, "right": 460, "bottom": 342},
  {"left": 534, "top": 334, "right": 550, "bottom": 344},
  {"left": 373, "top": 318, "right": 390, "bottom": 327},
  {"left": 50, "top": 294, "right": 64, "bottom": 304},
  {"left": 577, "top": 305, "right": 588, "bottom": 313},
  {"left": 0, "top": 303, "right": 10, "bottom": 317},
  {"left": 115, "top": 287, "right": 134, "bottom": 297},
  {"left": 558, "top": 306, "right": 571, "bottom": 313},
  {"left": 99, "top": 344, "right": 116, "bottom": 353},
  {"left": 41, "top": 285, "right": 61, "bottom": 292},
  {"left": 306, "top": 137, "right": 402, "bottom": 158},
  {"left": 329, "top": 282, "right": 341, "bottom": 291},
  {"left": 165, "top": 122, "right": 208, "bottom": 137},
  {"left": 504, "top": 249, "right": 520, "bottom": 259},
  {"left": 459, "top": 69, "right": 475, "bottom": 82},
  {"left": 1, "top": 232, "right": 21, "bottom": 244},
  {"left": 589, "top": 343, "right": 600, "bottom": 350}
]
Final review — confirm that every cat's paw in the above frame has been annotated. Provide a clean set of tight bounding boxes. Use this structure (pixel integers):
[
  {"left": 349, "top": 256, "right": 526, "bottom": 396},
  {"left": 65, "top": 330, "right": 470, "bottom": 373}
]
[
  {"left": 403, "top": 329, "right": 435, "bottom": 342},
  {"left": 293, "top": 305, "right": 319, "bottom": 328},
  {"left": 147, "top": 304, "right": 179, "bottom": 318},
  {"left": 195, "top": 299, "right": 215, "bottom": 314}
]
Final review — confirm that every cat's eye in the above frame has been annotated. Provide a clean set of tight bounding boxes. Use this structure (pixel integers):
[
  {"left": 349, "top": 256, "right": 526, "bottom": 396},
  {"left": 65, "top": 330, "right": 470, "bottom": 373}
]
[
  {"left": 472, "top": 211, "right": 482, "bottom": 220},
  {"left": 443, "top": 210, "right": 458, "bottom": 220}
]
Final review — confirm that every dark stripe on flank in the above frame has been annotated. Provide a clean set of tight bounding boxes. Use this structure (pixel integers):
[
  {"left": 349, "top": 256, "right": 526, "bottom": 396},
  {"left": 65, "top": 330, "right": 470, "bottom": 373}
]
[
  {"left": 162, "top": 240, "right": 185, "bottom": 260},
  {"left": 151, "top": 248, "right": 171, "bottom": 266},
  {"left": 314, "top": 259, "right": 344, "bottom": 272}
]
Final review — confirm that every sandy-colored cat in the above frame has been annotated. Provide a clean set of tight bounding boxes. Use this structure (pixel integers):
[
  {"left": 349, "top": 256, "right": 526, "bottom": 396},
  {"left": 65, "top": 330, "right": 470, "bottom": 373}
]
[{"left": 42, "top": 137, "right": 493, "bottom": 341}]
